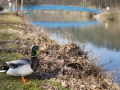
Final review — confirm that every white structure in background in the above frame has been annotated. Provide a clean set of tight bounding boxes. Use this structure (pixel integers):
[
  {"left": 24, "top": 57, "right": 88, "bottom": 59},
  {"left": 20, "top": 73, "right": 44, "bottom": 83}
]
[
  {"left": 9, "top": 2, "right": 11, "bottom": 7},
  {"left": 106, "top": 7, "right": 110, "bottom": 10},
  {"left": 8, "top": 0, "right": 12, "bottom": 8}
]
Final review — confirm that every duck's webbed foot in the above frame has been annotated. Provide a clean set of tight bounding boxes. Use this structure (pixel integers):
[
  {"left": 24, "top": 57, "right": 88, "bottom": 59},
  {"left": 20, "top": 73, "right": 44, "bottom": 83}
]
[{"left": 21, "top": 76, "right": 29, "bottom": 84}]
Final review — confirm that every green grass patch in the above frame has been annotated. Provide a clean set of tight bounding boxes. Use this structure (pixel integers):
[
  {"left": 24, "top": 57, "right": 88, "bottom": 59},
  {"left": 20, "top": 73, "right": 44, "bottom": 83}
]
[
  {"left": 0, "top": 72, "right": 47, "bottom": 90},
  {"left": 7, "top": 42, "right": 20, "bottom": 49},
  {"left": 0, "top": 52, "right": 23, "bottom": 63},
  {"left": 0, "top": 24, "right": 21, "bottom": 30},
  {"left": 0, "top": 41, "right": 20, "bottom": 50},
  {"left": 50, "top": 81, "right": 70, "bottom": 90},
  {"left": 0, "top": 31, "right": 20, "bottom": 40},
  {"left": 0, "top": 15, "right": 21, "bottom": 24}
]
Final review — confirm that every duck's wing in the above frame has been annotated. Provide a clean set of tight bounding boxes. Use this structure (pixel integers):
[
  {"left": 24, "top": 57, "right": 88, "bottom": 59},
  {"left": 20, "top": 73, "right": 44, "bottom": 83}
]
[
  {"left": 6, "top": 58, "right": 30, "bottom": 64},
  {"left": 2, "top": 58, "right": 30, "bottom": 69}
]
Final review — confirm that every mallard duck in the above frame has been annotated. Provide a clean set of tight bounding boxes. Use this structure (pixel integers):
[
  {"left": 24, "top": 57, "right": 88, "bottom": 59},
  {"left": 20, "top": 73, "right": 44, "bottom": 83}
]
[{"left": 0, "top": 45, "right": 40, "bottom": 84}]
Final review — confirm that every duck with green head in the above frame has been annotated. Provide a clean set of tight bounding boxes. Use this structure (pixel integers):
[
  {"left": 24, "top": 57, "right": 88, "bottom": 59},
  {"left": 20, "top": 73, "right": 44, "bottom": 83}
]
[{"left": 0, "top": 45, "right": 40, "bottom": 84}]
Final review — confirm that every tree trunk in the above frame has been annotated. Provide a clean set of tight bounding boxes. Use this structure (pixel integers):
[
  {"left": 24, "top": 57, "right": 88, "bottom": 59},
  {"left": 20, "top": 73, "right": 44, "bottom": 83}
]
[
  {"left": 83, "top": 0, "right": 84, "bottom": 6},
  {"left": 95, "top": 0, "right": 98, "bottom": 8},
  {"left": 85, "top": 0, "right": 86, "bottom": 6},
  {"left": 15, "top": 0, "right": 24, "bottom": 16},
  {"left": 110, "top": 0, "right": 111, "bottom": 7},
  {"left": 20, "top": 0, "right": 24, "bottom": 17},
  {"left": 15, "top": 0, "right": 19, "bottom": 16},
  {"left": 83, "top": 0, "right": 86, "bottom": 7},
  {"left": 12, "top": 0, "right": 15, "bottom": 11},
  {"left": 116, "top": 0, "right": 117, "bottom": 9},
  {"left": 100, "top": 0, "right": 102, "bottom": 9}
]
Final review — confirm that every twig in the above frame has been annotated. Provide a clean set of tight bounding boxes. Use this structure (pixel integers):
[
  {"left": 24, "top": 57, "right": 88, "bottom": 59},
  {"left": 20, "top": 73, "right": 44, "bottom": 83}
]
[{"left": 100, "top": 59, "right": 113, "bottom": 68}]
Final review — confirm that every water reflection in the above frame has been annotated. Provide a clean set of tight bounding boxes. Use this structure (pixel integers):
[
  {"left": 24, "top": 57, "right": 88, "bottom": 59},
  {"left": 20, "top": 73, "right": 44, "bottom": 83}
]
[
  {"left": 32, "top": 21, "right": 99, "bottom": 28},
  {"left": 24, "top": 10, "right": 93, "bottom": 22},
  {"left": 67, "top": 21, "right": 120, "bottom": 52}
]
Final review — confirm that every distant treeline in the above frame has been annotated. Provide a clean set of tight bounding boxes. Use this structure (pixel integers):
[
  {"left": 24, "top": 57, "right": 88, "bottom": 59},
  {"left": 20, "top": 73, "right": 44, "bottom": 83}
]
[
  {"left": 1, "top": 0, "right": 120, "bottom": 9},
  {"left": 24, "top": 0, "right": 120, "bottom": 8}
]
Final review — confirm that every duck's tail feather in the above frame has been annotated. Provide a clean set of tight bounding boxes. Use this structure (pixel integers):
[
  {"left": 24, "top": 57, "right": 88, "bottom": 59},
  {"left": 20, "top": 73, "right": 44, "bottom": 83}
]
[
  {"left": 0, "top": 70, "right": 7, "bottom": 72},
  {"left": 0, "top": 63, "right": 10, "bottom": 72},
  {"left": 0, "top": 66, "right": 9, "bottom": 72}
]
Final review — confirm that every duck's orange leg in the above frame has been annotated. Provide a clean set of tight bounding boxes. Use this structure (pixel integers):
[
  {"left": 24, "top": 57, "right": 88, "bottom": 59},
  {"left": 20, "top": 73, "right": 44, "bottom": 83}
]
[{"left": 21, "top": 76, "right": 29, "bottom": 84}]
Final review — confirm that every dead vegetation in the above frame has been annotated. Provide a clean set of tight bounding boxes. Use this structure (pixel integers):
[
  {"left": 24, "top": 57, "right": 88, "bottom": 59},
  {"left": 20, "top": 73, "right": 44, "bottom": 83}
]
[
  {"left": 0, "top": 15, "right": 120, "bottom": 90},
  {"left": 93, "top": 10, "right": 120, "bottom": 21}
]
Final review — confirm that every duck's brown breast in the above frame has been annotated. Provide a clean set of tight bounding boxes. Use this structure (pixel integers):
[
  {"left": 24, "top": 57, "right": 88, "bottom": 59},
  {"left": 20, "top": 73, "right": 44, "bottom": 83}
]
[{"left": 30, "top": 57, "right": 39, "bottom": 71}]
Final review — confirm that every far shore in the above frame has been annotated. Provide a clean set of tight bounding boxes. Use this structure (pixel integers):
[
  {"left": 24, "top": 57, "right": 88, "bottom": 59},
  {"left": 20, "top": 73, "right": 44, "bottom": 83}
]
[{"left": 93, "top": 9, "right": 120, "bottom": 21}]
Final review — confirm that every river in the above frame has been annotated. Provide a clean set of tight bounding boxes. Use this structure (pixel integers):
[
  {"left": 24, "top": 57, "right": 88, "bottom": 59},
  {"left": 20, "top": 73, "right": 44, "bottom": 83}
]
[{"left": 24, "top": 10, "right": 120, "bottom": 76}]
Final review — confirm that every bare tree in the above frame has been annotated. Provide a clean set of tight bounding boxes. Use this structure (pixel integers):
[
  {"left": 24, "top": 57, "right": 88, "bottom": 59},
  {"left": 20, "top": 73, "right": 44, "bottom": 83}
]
[
  {"left": 116, "top": 0, "right": 117, "bottom": 8},
  {"left": 83, "top": 0, "right": 86, "bottom": 7},
  {"left": 15, "top": 0, "right": 24, "bottom": 16},
  {"left": 15, "top": 0, "right": 18, "bottom": 15},
  {"left": 20, "top": 0, "right": 23, "bottom": 16}
]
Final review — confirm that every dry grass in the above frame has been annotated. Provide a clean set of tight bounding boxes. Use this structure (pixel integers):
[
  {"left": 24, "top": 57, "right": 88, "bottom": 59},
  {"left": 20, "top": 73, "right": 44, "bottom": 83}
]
[
  {"left": 93, "top": 9, "right": 120, "bottom": 21},
  {"left": 0, "top": 15, "right": 21, "bottom": 24},
  {"left": 102, "top": 10, "right": 119, "bottom": 21}
]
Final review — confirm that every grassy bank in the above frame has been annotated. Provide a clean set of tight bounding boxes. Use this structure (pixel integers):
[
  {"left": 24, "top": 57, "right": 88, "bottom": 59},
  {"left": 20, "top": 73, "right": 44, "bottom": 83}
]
[
  {"left": 93, "top": 9, "right": 120, "bottom": 21},
  {"left": 0, "top": 13, "right": 119, "bottom": 90},
  {"left": 0, "top": 14, "right": 69, "bottom": 90}
]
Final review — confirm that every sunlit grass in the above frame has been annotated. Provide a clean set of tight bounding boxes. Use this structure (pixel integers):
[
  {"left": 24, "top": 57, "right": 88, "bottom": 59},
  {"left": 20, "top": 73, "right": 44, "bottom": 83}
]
[
  {"left": 0, "top": 72, "right": 47, "bottom": 90},
  {"left": 0, "top": 32, "right": 19, "bottom": 40},
  {"left": 0, "top": 15, "right": 21, "bottom": 24},
  {"left": 50, "top": 81, "right": 71, "bottom": 90},
  {"left": 0, "top": 71, "right": 69, "bottom": 90},
  {"left": 0, "top": 52, "right": 23, "bottom": 63},
  {"left": 0, "top": 32, "right": 10, "bottom": 39},
  {"left": 0, "top": 29, "right": 20, "bottom": 40},
  {"left": 7, "top": 42, "right": 20, "bottom": 49},
  {"left": 0, "top": 24, "right": 21, "bottom": 30}
]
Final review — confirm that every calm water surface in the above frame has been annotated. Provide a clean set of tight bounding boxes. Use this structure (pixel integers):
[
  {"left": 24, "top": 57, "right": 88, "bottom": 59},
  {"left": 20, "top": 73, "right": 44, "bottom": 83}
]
[{"left": 24, "top": 11, "right": 120, "bottom": 72}]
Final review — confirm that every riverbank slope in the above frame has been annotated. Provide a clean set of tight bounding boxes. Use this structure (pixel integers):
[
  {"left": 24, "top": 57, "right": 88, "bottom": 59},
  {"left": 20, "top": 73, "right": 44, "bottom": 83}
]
[
  {"left": 0, "top": 13, "right": 119, "bottom": 90},
  {"left": 93, "top": 9, "right": 120, "bottom": 21}
]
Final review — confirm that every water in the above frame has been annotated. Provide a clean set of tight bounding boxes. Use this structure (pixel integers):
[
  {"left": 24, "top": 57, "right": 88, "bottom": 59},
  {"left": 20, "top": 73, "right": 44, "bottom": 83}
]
[{"left": 24, "top": 10, "right": 120, "bottom": 72}]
